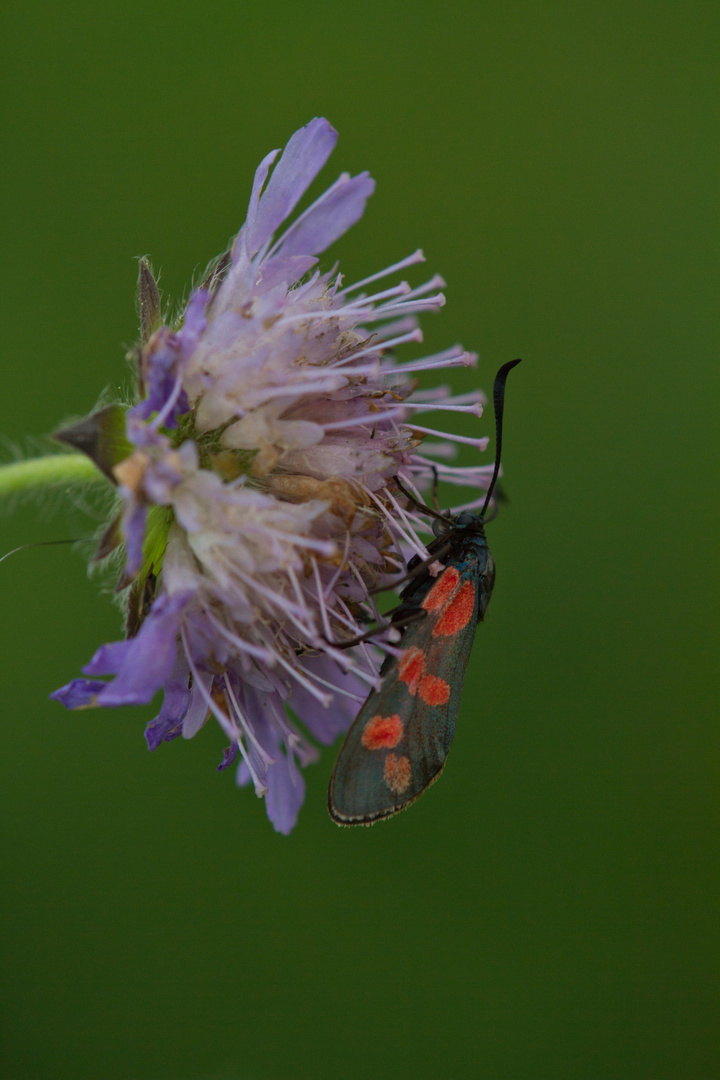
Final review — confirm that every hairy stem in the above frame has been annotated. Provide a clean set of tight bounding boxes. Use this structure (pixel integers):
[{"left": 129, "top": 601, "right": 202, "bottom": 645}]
[{"left": 0, "top": 453, "right": 108, "bottom": 499}]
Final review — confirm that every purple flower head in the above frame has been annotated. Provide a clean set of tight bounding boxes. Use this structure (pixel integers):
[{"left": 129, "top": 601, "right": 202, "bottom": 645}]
[{"left": 53, "top": 118, "right": 497, "bottom": 832}]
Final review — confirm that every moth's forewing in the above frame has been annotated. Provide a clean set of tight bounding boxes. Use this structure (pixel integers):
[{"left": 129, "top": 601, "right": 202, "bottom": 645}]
[{"left": 328, "top": 547, "right": 492, "bottom": 825}]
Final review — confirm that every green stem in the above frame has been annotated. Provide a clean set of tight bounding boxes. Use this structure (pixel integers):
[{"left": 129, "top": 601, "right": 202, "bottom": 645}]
[{"left": 0, "top": 452, "right": 109, "bottom": 499}]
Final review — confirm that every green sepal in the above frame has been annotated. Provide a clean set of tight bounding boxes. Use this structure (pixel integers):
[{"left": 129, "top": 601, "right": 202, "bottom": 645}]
[
  {"left": 137, "top": 258, "right": 162, "bottom": 344},
  {"left": 125, "top": 568, "right": 158, "bottom": 638},
  {"left": 142, "top": 505, "right": 173, "bottom": 577},
  {"left": 94, "top": 510, "right": 124, "bottom": 561},
  {"left": 55, "top": 404, "right": 132, "bottom": 483},
  {"left": 118, "top": 506, "right": 173, "bottom": 634}
]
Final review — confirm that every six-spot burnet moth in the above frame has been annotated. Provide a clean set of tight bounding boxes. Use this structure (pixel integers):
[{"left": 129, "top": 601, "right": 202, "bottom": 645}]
[{"left": 328, "top": 358, "right": 522, "bottom": 826}]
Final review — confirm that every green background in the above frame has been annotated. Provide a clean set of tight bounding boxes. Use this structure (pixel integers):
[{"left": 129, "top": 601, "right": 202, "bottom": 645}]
[{"left": 1, "top": 2, "right": 717, "bottom": 1077}]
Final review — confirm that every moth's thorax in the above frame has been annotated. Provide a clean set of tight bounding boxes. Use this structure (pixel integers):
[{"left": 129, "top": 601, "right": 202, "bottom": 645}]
[
  {"left": 442, "top": 516, "right": 491, "bottom": 573},
  {"left": 457, "top": 532, "right": 493, "bottom": 576}
]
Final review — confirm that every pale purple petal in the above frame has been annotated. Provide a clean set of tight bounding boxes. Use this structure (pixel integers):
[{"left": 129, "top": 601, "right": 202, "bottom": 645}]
[
  {"left": 141, "top": 454, "right": 183, "bottom": 505},
  {"left": 217, "top": 742, "right": 238, "bottom": 772},
  {"left": 131, "top": 328, "right": 190, "bottom": 428},
  {"left": 121, "top": 493, "right": 147, "bottom": 577},
  {"left": 233, "top": 684, "right": 276, "bottom": 790},
  {"left": 235, "top": 759, "right": 251, "bottom": 787},
  {"left": 288, "top": 656, "right": 366, "bottom": 745},
  {"left": 178, "top": 289, "right": 208, "bottom": 356},
  {"left": 85, "top": 592, "right": 191, "bottom": 707},
  {"left": 247, "top": 118, "right": 338, "bottom": 255},
  {"left": 182, "top": 670, "right": 213, "bottom": 738},
  {"left": 83, "top": 640, "right": 132, "bottom": 676},
  {"left": 50, "top": 679, "right": 108, "bottom": 709},
  {"left": 144, "top": 654, "right": 191, "bottom": 750},
  {"left": 265, "top": 748, "right": 306, "bottom": 835},
  {"left": 255, "top": 255, "right": 318, "bottom": 294},
  {"left": 130, "top": 293, "right": 204, "bottom": 430},
  {"left": 125, "top": 412, "right": 168, "bottom": 450},
  {"left": 275, "top": 172, "right": 375, "bottom": 257},
  {"left": 243, "top": 147, "right": 281, "bottom": 251}
]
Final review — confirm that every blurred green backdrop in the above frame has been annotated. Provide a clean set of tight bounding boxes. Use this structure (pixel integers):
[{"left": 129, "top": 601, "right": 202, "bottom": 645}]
[{"left": 1, "top": 2, "right": 718, "bottom": 1078}]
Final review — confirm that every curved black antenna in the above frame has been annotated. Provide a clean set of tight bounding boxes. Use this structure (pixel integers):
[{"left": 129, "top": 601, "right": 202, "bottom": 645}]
[{"left": 479, "top": 358, "right": 522, "bottom": 520}]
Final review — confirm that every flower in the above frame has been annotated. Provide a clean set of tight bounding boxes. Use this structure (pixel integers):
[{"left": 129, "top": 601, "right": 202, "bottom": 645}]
[{"left": 51, "top": 117, "right": 495, "bottom": 833}]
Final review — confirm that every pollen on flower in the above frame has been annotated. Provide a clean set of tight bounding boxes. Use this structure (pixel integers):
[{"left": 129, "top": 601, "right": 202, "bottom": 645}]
[{"left": 51, "top": 115, "right": 497, "bottom": 834}]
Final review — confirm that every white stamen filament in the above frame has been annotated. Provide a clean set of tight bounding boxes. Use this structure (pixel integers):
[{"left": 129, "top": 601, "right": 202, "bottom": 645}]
[
  {"left": 317, "top": 637, "right": 381, "bottom": 688},
  {"left": 214, "top": 554, "right": 314, "bottom": 630},
  {"left": 254, "top": 632, "right": 333, "bottom": 706},
  {"left": 322, "top": 532, "right": 351, "bottom": 602},
  {"left": 340, "top": 249, "right": 426, "bottom": 294},
  {"left": 300, "top": 668, "right": 366, "bottom": 703},
  {"left": 404, "top": 423, "right": 490, "bottom": 449},
  {"left": 409, "top": 442, "right": 458, "bottom": 459},
  {"left": 332, "top": 596, "right": 406, "bottom": 665},
  {"left": 332, "top": 328, "right": 423, "bottom": 365},
  {"left": 310, "top": 557, "right": 334, "bottom": 642},
  {"left": 340, "top": 281, "right": 412, "bottom": 307},
  {"left": 383, "top": 350, "right": 477, "bottom": 375},
  {"left": 423, "top": 469, "right": 495, "bottom": 487},
  {"left": 280, "top": 293, "right": 444, "bottom": 327},
  {"left": 361, "top": 485, "right": 429, "bottom": 560},
  {"left": 369, "top": 316, "right": 420, "bottom": 342},
  {"left": 381, "top": 484, "right": 436, "bottom": 541},
  {"left": 411, "top": 455, "right": 496, "bottom": 481},
  {"left": 398, "top": 274, "right": 447, "bottom": 301},
  {"left": 180, "top": 627, "right": 269, "bottom": 796},
  {"left": 348, "top": 561, "right": 382, "bottom": 626},
  {"left": 250, "top": 527, "right": 337, "bottom": 557},
  {"left": 407, "top": 388, "right": 484, "bottom": 406},
  {"left": 386, "top": 400, "right": 483, "bottom": 416},
  {"left": 295, "top": 570, "right": 370, "bottom": 650},
  {"left": 208, "top": 613, "right": 307, "bottom": 693},
  {"left": 205, "top": 613, "right": 275, "bottom": 662},
  {"left": 223, "top": 674, "right": 275, "bottom": 767},
  {"left": 319, "top": 408, "right": 405, "bottom": 432},
  {"left": 286, "top": 563, "right": 310, "bottom": 612},
  {"left": 370, "top": 293, "right": 446, "bottom": 315},
  {"left": 334, "top": 595, "right": 385, "bottom": 675}
]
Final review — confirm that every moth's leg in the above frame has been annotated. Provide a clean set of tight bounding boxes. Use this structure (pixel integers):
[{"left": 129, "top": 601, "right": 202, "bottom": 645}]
[
  {"left": 368, "top": 540, "right": 452, "bottom": 597},
  {"left": 429, "top": 464, "right": 440, "bottom": 513},
  {"left": 326, "top": 605, "right": 426, "bottom": 650}
]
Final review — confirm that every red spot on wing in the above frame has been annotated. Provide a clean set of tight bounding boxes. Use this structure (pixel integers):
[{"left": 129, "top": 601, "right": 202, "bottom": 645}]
[
  {"left": 398, "top": 646, "right": 425, "bottom": 695},
  {"left": 434, "top": 580, "right": 475, "bottom": 636},
  {"left": 422, "top": 566, "right": 460, "bottom": 611},
  {"left": 362, "top": 714, "right": 404, "bottom": 750},
  {"left": 383, "top": 753, "right": 412, "bottom": 794},
  {"left": 418, "top": 674, "right": 451, "bottom": 705}
]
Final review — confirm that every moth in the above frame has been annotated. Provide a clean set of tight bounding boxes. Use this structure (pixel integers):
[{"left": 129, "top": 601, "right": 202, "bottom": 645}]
[{"left": 328, "top": 359, "right": 521, "bottom": 825}]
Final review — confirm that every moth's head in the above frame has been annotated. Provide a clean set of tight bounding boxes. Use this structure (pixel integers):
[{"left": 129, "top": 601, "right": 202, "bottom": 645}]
[
  {"left": 453, "top": 510, "right": 483, "bottom": 530},
  {"left": 431, "top": 510, "right": 485, "bottom": 538}
]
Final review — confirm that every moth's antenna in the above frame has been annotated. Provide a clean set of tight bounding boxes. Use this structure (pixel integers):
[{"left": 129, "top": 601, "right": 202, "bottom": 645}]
[{"left": 479, "top": 358, "right": 522, "bottom": 520}]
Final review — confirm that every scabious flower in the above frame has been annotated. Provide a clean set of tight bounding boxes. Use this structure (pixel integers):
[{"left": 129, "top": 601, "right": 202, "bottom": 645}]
[{"left": 51, "top": 117, "right": 495, "bottom": 833}]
